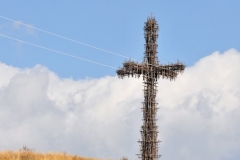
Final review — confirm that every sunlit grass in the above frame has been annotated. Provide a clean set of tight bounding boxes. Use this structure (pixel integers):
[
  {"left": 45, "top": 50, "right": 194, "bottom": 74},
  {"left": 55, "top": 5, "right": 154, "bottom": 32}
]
[{"left": 0, "top": 146, "right": 99, "bottom": 160}]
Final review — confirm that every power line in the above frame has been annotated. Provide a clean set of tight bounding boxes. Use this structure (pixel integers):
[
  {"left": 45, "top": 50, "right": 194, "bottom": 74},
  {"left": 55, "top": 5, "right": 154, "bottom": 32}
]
[
  {"left": 0, "top": 32, "right": 175, "bottom": 72},
  {"left": 0, "top": 15, "right": 138, "bottom": 61},
  {"left": 0, "top": 15, "right": 171, "bottom": 63},
  {"left": 0, "top": 33, "right": 117, "bottom": 70}
]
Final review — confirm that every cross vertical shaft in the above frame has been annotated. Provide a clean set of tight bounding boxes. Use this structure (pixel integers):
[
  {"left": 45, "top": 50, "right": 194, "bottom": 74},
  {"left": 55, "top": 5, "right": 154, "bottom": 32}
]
[
  {"left": 117, "top": 16, "right": 185, "bottom": 160},
  {"left": 140, "top": 17, "right": 160, "bottom": 160}
]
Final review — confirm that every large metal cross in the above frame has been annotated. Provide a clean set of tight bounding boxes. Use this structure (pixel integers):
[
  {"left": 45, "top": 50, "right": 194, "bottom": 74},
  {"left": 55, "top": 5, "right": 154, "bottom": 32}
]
[{"left": 116, "top": 16, "right": 185, "bottom": 160}]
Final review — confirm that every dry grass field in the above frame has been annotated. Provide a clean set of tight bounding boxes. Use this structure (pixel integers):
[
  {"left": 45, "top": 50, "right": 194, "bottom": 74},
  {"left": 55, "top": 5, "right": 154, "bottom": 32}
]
[{"left": 0, "top": 146, "right": 99, "bottom": 160}]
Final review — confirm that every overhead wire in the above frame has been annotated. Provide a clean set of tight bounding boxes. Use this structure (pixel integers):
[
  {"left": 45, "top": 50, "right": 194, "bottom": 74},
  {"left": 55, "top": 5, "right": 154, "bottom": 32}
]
[
  {"left": 0, "top": 33, "right": 178, "bottom": 72},
  {"left": 0, "top": 15, "right": 171, "bottom": 63},
  {"left": 0, "top": 15, "right": 139, "bottom": 61},
  {"left": 0, "top": 33, "right": 117, "bottom": 69}
]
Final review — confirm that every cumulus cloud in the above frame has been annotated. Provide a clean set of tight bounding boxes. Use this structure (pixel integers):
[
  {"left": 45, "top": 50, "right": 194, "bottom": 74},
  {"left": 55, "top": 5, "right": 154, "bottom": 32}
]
[{"left": 0, "top": 49, "right": 239, "bottom": 160}]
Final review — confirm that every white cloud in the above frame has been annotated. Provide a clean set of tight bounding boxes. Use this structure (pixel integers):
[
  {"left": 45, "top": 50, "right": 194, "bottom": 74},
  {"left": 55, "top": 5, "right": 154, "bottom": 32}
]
[{"left": 0, "top": 49, "right": 239, "bottom": 160}]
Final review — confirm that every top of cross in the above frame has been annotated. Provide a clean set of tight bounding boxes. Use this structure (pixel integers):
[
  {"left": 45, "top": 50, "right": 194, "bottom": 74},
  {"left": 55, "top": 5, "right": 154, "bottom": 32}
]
[{"left": 116, "top": 16, "right": 185, "bottom": 81}]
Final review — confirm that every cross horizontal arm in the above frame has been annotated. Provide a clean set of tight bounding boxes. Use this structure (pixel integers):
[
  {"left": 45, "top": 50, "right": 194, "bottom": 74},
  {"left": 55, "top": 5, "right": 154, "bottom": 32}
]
[
  {"left": 157, "top": 61, "right": 185, "bottom": 80},
  {"left": 160, "top": 61, "right": 185, "bottom": 73},
  {"left": 116, "top": 60, "right": 185, "bottom": 80},
  {"left": 117, "top": 60, "right": 144, "bottom": 79}
]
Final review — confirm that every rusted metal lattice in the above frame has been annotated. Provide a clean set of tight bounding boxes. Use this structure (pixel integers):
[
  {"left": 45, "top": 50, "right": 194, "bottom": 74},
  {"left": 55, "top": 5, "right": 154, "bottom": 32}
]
[{"left": 117, "top": 16, "right": 185, "bottom": 160}]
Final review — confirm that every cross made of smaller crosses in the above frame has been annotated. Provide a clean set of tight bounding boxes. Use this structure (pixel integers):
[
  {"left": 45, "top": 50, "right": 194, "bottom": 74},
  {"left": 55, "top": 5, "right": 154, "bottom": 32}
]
[{"left": 116, "top": 16, "right": 185, "bottom": 160}]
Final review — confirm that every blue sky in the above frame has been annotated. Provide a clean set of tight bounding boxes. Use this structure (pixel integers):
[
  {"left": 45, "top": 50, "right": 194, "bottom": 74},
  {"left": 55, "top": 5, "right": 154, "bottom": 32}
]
[
  {"left": 0, "top": 1, "right": 239, "bottom": 79},
  {"left": 0, "top": 1, "right": 240, "bottom": 160}
]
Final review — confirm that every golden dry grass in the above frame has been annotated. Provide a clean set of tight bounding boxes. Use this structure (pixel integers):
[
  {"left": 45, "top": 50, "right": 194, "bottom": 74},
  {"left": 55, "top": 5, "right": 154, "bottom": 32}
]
[{"left": 0, "top": 149, "right": 99, "bottom": 160}]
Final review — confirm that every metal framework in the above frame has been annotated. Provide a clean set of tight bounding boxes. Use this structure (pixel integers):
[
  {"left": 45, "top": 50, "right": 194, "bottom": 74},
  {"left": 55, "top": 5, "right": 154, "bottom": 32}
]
[{"left": 117, "top": 16, "right": 185, "bottom": 160}]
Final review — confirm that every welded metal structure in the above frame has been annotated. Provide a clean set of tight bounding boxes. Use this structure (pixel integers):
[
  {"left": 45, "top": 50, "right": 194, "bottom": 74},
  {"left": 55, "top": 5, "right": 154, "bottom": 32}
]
[{"left": 117, "top": 16, "right": 185, "bottom": 160}]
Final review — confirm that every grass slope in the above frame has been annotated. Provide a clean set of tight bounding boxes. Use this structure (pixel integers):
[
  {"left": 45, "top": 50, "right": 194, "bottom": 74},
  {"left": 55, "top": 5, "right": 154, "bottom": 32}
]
[{"left": 0, "top": 147, "right": 98, "bottom": 160}]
